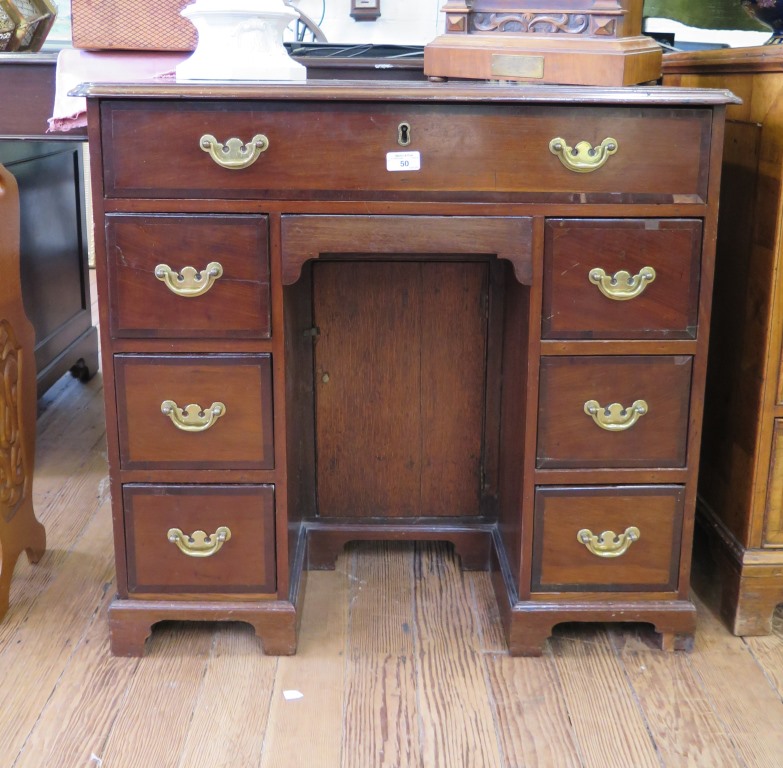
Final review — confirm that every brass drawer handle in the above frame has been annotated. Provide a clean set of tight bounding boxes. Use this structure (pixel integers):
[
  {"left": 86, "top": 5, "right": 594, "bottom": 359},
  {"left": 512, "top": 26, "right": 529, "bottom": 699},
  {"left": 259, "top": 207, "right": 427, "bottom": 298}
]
[
  {"left": 155, "top": 262, "right": 223, "bottom": 297},
  {"left": 161, "top": 400, "right": 226, "bottom": 432},
  {"left": 577, "top": 526, "right": 640, "bottom": 558},
  {"left": 167, "top": 526, "right": 232, "bottom": 558},
  {"left": 588, "top": 266, "right": 656, "bottom": 301},
  {"left": 200, "top": 133, "right": 269, "bottom": 170},
  {"left": 549, "top": 137, "right": 618, "bottom": 173},
  {"left": 584, "top": 399, "right": 648, "bottom": 431}
]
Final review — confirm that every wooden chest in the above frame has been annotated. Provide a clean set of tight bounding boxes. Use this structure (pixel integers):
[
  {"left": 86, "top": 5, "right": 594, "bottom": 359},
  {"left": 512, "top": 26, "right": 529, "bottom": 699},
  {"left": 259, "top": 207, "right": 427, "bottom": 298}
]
[
  {"left": 664, "top": 47, "right": 783, "bottom": 636},
  {"left": 80, "top": 80, "right": 734, "bottom": 656}
]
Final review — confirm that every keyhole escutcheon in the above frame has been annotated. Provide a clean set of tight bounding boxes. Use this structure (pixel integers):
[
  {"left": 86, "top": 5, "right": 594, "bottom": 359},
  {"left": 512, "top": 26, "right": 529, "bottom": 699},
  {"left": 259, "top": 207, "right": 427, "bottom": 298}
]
[{"left": 398, "top": 122, "right": 411, "bottom": 147}]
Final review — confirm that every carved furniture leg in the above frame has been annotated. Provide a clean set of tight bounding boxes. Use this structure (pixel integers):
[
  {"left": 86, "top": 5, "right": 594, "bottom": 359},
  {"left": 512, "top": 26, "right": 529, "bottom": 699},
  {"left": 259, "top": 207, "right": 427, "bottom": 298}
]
[{"left": 0, "top": 163, "right": 46, "bottom": 621}]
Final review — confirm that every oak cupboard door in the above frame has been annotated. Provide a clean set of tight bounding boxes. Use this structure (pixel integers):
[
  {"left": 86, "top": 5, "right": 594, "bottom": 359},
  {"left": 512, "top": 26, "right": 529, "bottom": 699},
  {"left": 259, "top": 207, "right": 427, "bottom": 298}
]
[
  {"left": 537, "top": 355, "right": 693, "bottom": 469},
  {"left": 115, "top": 354, "right": 275, "bottom": 471},
  {"left": 106, "top": 213, "right": 271, "bottom": 339},
  {"left": 542, "top": 218, "right": 702, "bottom": 340},
  {"left": 123, "top": 484, "right": 276, "bottom": 595},
  {"left": 312, "top": 260, "right": 489, "bottom": 519}
]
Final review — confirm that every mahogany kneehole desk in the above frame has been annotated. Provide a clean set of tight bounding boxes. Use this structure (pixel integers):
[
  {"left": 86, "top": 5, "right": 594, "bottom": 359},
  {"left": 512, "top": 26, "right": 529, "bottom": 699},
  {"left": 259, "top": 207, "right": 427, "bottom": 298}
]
[{"left": 79, "top": 80, "right": 735, "bottom": 656}]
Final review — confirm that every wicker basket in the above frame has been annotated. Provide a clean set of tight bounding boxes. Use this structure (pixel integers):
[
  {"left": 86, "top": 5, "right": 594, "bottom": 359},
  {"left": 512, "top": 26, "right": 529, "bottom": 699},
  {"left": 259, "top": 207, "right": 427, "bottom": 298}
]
[
  {"left": 0, "top": 0, "right": 57, "bottom": 52},
  {"left": 71, "top": 0, "right": 197, "bottom": 51}
]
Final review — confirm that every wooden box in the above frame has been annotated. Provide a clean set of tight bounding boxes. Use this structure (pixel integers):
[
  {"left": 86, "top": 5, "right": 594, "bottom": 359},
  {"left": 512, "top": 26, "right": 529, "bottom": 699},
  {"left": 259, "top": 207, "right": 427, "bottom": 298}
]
[
  {"left": 71, "top": 0, "right": 196, "bottom": 51},
  {"left": 424, "top": 0, "right": 662, "bottom": 86}
]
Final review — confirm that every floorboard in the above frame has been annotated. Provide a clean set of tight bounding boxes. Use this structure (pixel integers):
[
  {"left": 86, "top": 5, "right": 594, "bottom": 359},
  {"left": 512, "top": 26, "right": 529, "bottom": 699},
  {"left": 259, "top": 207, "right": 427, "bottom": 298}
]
[
  {"left": 259, "top": 567, "right": 349, "bottom": 768},
  {"left": 343, "top": 543, "right": 419, "bottom": 768},
  {"left": 178, "top": 623, "right": 277, "bottom": 768},
  {"left": 549, "top": 626, "right": 662, "bottom": 768},
  {"left": 680, "top": 598, "right": 783, "bottom": 767},
  {"left": 413, "top": 543, "right": 503, "bottom": 768},
  {"left": 610, "top": 624, "right": 745, "bottom": 766}
]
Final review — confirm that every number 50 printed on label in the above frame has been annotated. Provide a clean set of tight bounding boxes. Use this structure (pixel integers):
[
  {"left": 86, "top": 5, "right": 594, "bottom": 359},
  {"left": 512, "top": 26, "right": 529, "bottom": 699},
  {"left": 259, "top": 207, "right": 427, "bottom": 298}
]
[{"left": 386, "top": 151, "right": 421, "bottom": 172}]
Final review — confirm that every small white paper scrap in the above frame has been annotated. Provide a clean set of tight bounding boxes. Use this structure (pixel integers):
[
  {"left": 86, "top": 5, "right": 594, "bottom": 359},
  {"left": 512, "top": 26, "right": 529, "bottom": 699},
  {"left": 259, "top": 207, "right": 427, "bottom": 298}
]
[{"left": 283, "top": 689, "right": 304, "bottom": 701}]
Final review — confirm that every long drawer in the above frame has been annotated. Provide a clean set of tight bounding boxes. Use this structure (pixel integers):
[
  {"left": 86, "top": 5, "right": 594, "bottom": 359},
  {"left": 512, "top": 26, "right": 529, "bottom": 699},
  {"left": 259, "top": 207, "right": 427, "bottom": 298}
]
[
  {"left": 100, "top": 101, "right": 712, "bottom": 202},
  {"left": 115, "top": 354, "right": 275, "bottom": 470},
  {"left": 537, "top": 355, "right": 693, "bottom": 469},
  {"left": 542, "top": 218, "right": 702, "bottom": 340},
  {"left": 123, "top": 484, "right": 276, "bottom": 595},
  {"left": 532, "top": 485, "right": 685, "bottom": 592},
  {"left": 106, "top": 213, "right": 271, "bottom": 339}
]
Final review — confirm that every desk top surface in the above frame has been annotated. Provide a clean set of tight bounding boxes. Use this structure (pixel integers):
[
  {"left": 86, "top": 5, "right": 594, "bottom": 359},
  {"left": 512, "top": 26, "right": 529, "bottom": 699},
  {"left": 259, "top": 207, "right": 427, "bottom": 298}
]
[
  {"left": 74, "top": 78, "right": 739, "bottom": 106},
  {"left": 663, "top": 44, "right": 783, "bottom": 76}
]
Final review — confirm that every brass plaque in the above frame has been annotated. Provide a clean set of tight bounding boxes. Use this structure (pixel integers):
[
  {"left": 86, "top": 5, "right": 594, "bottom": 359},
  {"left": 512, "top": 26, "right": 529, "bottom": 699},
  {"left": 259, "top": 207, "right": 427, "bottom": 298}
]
[{"left": 490, "top": 54, "right": 544, "bottom": 79}]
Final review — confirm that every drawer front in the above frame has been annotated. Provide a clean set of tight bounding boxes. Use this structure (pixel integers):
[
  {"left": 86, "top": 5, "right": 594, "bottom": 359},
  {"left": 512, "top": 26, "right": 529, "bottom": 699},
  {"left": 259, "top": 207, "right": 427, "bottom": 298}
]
[
  {"left": 542, "top": 219, "right": 702, "bottom": 340},
  {"left": 537, "top": 356, "right": 692, "bottom": 469},
  {"left": 532, "top": 485, "right": 684, "bottom": 592},
  {"left": 124, "top": 484, "right": 276, "bottom": 594},
  {"left": 778, "top": 350, "right": 783, "bottom": 406},
  {"left": 115, "top": 354, "right": 274, "bottom": 470},
  {"left": 101, "top": 101, "right": 711, "bottom": 202},
  {"left": 764, "top": 420, "right": 783, "bottom": 547},
  {"left": 107, "top": 214, "right": 270, "bottom": 339}
]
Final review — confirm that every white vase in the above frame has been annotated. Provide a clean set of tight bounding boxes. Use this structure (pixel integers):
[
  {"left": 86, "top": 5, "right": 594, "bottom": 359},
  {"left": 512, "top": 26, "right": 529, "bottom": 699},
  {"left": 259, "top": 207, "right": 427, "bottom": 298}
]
[{"left": 176, "top": 0, "right": 306, "bottom": 81}]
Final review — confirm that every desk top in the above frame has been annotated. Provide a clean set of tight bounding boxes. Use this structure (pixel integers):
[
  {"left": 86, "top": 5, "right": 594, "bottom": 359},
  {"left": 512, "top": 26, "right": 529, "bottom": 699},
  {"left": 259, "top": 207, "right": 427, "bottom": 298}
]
[
  {"left": 663, "top": 44, "right": 783, "bottom": 76},
  {"left": 0, "top": 49, "right": 740, "bottom": 144},
  {"left": 73, "top": 78, "right": 740, "bottom": 106}
]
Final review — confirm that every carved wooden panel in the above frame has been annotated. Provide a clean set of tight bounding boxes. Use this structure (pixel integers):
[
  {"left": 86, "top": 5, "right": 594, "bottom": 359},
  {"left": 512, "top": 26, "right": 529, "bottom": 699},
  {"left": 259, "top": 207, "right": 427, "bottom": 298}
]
[{"left": 0, "top": 319, "right": 24, "bottom": 521}]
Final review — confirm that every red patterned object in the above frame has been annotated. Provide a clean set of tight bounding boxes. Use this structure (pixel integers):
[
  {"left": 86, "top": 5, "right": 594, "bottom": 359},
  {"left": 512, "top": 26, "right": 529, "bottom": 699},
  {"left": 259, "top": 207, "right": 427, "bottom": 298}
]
[{"left": 71, "top": 0, "right": 197, "bottom": 51}]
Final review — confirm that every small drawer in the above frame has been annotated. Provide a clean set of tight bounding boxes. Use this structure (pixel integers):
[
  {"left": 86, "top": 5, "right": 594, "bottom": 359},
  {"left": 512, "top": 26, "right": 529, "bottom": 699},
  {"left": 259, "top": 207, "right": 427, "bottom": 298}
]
[
  {"left": 115, "top": 354, "right": 274, "bottom": 470},
  {"left": 101, "top": 100, "right": 711, "bottom": 203},
  {"left": 532, "top": 485, "right": 684, "bottom": 592},
  {"left": 778, "top": 352, "right": 783, "bottom": 406},
  {"left": 537, "top": 356, "right": 692, "bottom": 469},
  {"left": 542, "top": 219, "right": 702, "bottom": 340},
  {"left": 124, "top": 484, "right": 276, "bottom": 595},
  {"left": 763, "top": 420, "right": 783, "bottom": 547},
  {"left": 106, "top": 214, "right": 270, "bottom": 339}
]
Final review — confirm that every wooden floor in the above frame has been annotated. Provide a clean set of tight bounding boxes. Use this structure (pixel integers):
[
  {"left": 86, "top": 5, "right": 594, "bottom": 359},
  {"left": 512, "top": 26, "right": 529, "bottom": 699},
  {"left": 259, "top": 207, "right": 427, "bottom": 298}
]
[{"left": 2, "top": 279, "right": 783, "bottom": 767}]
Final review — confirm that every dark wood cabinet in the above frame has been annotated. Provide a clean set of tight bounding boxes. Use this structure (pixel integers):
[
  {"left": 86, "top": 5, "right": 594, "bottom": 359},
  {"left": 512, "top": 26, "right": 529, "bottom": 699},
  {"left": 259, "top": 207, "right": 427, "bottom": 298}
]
[
  {"left": 81, "top": 80, "right": 733, "bottom": 656},
  {"left": 0, "top": 141, "right": 99, "bottom": 396},
  {"left": 0, "top": 53, "right": 98, "bottom": 398}
]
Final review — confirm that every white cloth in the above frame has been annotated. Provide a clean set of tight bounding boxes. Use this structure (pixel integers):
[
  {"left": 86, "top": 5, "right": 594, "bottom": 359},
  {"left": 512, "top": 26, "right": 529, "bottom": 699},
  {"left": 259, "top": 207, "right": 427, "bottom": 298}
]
[{"left": 48, "top": 48, "right": 187, "bottom": 133}]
